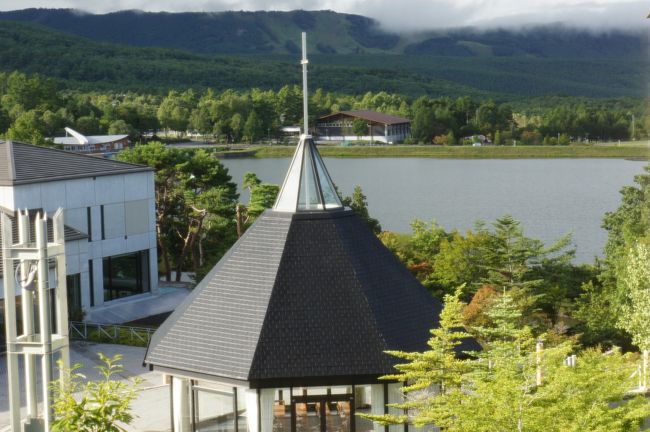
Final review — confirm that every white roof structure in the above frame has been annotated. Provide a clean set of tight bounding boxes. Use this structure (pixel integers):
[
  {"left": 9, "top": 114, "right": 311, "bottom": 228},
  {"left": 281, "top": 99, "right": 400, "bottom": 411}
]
[
  {"left": 53, "top": 127, "right": 128, "bottom": 147},
  {"left": 273, "top": 134, "right": 343, "bottom": 212}
]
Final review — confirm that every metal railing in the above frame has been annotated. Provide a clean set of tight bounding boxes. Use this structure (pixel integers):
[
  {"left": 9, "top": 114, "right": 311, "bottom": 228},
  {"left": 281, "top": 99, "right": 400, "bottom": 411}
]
[{"left": 68, "top": 321, "right": 154, "bottom": 345}]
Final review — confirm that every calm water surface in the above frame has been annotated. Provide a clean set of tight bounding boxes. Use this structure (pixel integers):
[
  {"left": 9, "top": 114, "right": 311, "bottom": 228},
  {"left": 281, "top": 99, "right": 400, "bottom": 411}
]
[{"left": 222, "top": 157, "right": 647, "bottom": 263}]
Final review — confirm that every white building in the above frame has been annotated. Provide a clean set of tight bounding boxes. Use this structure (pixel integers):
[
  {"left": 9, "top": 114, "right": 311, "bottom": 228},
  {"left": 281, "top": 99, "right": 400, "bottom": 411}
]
[
  {"left": 315, "top": 110, "right": 411, "bottom": 144},
  {"left": 0, "top": 140, "right": 161, "bottom": 325},
  {"left": 53, "top": 127, "right": 130, "bottom": 154}
]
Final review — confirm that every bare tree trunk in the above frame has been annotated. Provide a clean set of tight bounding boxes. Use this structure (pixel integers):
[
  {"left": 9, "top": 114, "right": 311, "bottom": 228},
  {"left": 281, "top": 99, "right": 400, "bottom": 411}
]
[
  {"left": 175, "top": 213, "right": 206, "bottom": 282},
  {"left": 236, "top": 204, "right": 244, "bottom": 238},
  {"left": 157, "top": 233, "right": 172, "bottom": 282},
  {"left": 163, "top": 250, "right": 172, "bottom": 282}
]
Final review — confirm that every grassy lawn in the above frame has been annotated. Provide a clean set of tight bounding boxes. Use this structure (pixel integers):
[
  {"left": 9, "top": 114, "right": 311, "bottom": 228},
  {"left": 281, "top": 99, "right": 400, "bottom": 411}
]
[
  {"left": 594, "top": 140, "right": 650, "bottom": 148},
  {"left": 240, "top": 145, "right": 650, "bottom": 159}
]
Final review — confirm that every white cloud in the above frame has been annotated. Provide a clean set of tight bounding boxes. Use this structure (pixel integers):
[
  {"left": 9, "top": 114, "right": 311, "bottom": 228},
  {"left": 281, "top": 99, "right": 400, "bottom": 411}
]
[{"left": 0, "top": 0, "right": 647, "bottom": 31}]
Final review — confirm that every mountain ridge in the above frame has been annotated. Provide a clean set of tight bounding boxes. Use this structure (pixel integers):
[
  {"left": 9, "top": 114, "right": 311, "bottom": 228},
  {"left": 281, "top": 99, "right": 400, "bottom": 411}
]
[
  {"left": 0, "top": 8, "right": 645, "bottom": 59},
  {"left": 0, "top": 17, "right": 645, "bottom": 100}
]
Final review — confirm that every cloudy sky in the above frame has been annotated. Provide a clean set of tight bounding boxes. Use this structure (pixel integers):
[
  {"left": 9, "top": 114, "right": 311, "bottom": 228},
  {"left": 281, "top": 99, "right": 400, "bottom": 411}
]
[{"left": 0, "top": 0, "right": 647, "bottom": 32}]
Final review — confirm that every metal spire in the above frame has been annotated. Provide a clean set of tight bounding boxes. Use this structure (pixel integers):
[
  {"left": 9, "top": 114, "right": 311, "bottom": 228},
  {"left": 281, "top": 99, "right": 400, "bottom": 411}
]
[{"left": 301, "top": 32, "right": 309, "bottom": 135}]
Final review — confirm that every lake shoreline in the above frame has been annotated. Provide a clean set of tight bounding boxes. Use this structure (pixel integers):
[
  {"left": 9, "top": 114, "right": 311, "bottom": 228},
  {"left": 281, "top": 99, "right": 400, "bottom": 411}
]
[{"left": 217, "top": 145, "right": 650, "bottom": 160}]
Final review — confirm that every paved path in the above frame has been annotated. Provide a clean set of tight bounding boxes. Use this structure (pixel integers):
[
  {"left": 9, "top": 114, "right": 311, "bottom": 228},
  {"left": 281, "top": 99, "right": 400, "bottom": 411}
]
[{"left": 0, "top": 341, "right": 171, "bottom": 431}]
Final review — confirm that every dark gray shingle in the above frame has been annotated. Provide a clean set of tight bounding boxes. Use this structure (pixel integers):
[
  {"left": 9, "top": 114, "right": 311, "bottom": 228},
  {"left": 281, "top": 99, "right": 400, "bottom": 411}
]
[
  {"left": 145, "top": 213, "right": 293, "bottom": 381},
  {"left": 0, "top": 140, "right": 151, "bottom": 186},
  {"left": 145, "top": 209, "right": 477, "bottom": 387}
]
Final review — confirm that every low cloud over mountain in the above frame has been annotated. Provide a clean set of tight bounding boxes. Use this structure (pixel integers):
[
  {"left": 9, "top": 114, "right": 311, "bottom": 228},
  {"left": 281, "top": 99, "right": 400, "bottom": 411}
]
[{"left": 0, "top": 0, "right": 646, "bottom": 32}]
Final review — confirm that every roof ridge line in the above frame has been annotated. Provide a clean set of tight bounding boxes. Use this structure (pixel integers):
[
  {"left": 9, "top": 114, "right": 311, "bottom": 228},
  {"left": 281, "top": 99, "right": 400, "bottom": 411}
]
[{"left": 11, "top": 140, "right": 148, "bottom": 170}]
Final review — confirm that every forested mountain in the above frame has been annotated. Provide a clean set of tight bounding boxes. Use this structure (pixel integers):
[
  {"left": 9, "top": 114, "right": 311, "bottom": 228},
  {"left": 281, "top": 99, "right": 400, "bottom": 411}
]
[
  {"left": 0, "top": 21, "right": 646, "bottom": 100},
  {"left": 0, "top": 8, "right": 646, "bottom": 59}
]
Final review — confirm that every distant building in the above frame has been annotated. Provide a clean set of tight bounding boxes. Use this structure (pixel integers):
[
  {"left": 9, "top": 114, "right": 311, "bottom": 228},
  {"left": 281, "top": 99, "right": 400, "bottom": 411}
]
[
  {"left": 0, "top": 141, "right": 167, "bottom": 326},
  {"left": 316, "top": 110, "right": 411, "bottom": 143},
  {"left": 53, "top": 127, "right": 130, "bottom": 154}
]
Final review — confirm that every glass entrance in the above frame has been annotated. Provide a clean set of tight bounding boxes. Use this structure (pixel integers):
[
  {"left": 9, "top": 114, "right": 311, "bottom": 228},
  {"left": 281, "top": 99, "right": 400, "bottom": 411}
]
[{"left": 291, "top": 393, "right": 354, "bottom": 432}]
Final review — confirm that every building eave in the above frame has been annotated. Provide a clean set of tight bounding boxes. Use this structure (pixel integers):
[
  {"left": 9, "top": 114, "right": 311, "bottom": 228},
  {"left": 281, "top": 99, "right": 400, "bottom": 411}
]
[{"left": 0, "top": 166, "right": 153, "bottom": 186}]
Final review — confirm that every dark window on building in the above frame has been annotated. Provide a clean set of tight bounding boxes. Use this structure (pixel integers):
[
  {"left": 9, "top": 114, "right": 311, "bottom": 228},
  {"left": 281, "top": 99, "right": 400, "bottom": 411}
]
[
  {"left": 86, "top": 207, "right": 92, "bottom": 242},
  {"left": 103, "top": 250, "right": 150, "bottom": 302},
  {"left": 100, "top": 205, "right": 105, "bottom": 240},
  {"left": 88, "top": 260, "right": 95, "bottom": 307},
  {"left": 66, "top": 274, "right": 82, "bottom": 321}
]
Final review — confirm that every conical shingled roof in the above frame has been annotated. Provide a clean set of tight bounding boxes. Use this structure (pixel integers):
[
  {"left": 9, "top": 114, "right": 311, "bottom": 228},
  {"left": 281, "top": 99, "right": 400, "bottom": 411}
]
[{"left": 145, "top": 137, "right": 467, "bottom": 387}]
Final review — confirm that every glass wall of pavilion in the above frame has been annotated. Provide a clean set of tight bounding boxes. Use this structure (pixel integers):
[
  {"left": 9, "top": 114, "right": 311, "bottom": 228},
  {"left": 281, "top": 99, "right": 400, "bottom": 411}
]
[{"left": 173, "top": 378, "right": 425, "bottom": 432}]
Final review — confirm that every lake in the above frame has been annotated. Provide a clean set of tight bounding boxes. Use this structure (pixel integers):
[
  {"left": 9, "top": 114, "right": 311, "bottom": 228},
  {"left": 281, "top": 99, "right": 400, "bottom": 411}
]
[{"left": 222, "top": 157, "right": 647, "bottom": 263}]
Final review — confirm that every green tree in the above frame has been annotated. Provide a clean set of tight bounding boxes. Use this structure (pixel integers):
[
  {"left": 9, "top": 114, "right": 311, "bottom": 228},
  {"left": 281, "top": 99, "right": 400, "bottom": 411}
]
[
  {"left": 243, "top": 110, "right": 263, "bottom": 144},
  {"left": 369, "top": 293, "right": 650, "bottom": 432},
  {"left": 75, "top": 113, "right": 101, "bottom": 135},
  {"left": 230, "top": 113, "right": 243, "bottom": 142},
  {"left": 6, "top": 109, "right": 47, "bottom": 144},
  {"left": 352, "top": 118, "right": 368, "bottom": 139},
  {"left": 51, "top": 353, "right": 140, "bottom": 432},
  {"left": 577, "top": 165, "right": 650, "bottom": 347},
  {"left": 617, "top": 242, "right": 650, "bottom": 349},
  {"left": 432, "top": 230, "right": 490, "bottom": 294},
  {"left": 617, "top": 242, "right": 650, "bottom": 388},
  {"left": 118, "top": 142, "right": 238, "bottom": 281},
  {"left": 107, "top": 119, "right": 135, "bottom": 136},
  {"left": 276, "top": 85, "right": 302, "bottom": 126},
  {"left": 494, "top": 130, "right": 502, "bottom": 145},
  {"left": 362, "top": 289, "right": 472, "bottom": 427},
  {"left": 235, "top": 172, "right": 279, "bottom": 237},
  {"left": 157, "top": 90, "right": 194, "bottom": 135},
  {"left": 341, "top": 185, "right": 381, "bottom": 234}
]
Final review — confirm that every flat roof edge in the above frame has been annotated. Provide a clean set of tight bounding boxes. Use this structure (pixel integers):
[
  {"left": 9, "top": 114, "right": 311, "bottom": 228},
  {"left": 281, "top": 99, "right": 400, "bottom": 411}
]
[{"left": 10, "top": 167, "right": 153, "bottom": 185}]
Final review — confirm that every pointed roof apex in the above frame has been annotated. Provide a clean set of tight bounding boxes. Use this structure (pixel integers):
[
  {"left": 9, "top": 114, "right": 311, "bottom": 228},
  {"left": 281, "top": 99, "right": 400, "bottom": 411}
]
[{"left": 273, "top": 134, "right": 343, "bottom": 212}]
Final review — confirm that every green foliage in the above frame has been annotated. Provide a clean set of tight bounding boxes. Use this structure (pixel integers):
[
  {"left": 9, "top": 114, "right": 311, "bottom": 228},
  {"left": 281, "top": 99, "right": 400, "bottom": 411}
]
[
  {"left": 341, "top": 185, "right": 382, "bottom": 234},
  {"left": 617, "top": 242, "right": 650, "bottom": 351},
  {"left": 240, "top": 172, "right": 280, "bottom": 222},
  {"left": 352, "top": 118, "right": 368, "bottom": 137},
  {"left": 243, "top": 110, "right": 263, "bottom": 143},
  {"left": 6, "top": 109, "right": 47, "bottom": 144},
  {"left": 367, "top": 293, "right": 650, "bottom": 432},
  {"left": 576, "top": 165, "right": 650, "bottom": 347},
  {"left": 0, "top": 68, "right": 645, "bottom": 147},
  {"left": 367, "top": 289, "right": 472, "bottom": 423},
  {"left": 382, "top": 215, "right": 578, "bottom": 330},
  {"left": 51, "top": 353, "right": 141, "bottom": 432}
]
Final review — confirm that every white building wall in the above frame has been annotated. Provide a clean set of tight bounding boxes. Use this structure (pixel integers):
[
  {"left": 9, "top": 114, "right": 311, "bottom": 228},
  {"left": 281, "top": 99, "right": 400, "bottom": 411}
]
[
  {"left": 4, "top": 171, "right": 158, "bottom": 316},
  {"left": 0, "top": 185, "right": 14, "bottom": 210}
]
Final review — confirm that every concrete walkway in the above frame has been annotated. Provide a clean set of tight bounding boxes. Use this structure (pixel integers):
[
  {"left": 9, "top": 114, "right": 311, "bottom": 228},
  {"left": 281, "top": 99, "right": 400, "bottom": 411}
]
[{"left": 0, "top": 341, "right": 171, "bottom": 432}]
